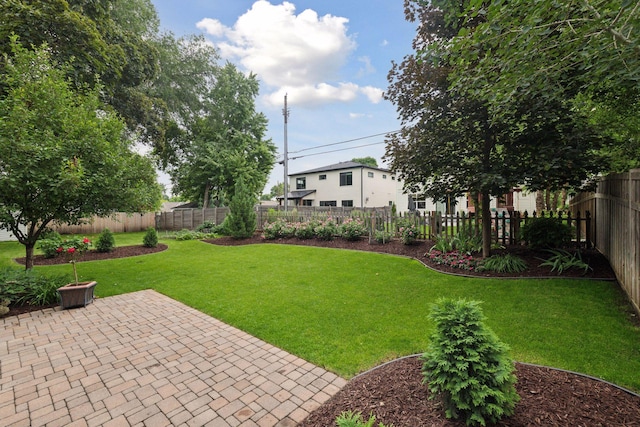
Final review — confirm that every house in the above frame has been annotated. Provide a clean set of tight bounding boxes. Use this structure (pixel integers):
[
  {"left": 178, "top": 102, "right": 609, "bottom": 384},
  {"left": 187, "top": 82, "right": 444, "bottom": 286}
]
[
  {"left": 280, "top": 162, "right": 397, "bottom": 208},
  {"left": 395, "top": 186, "right": 538, "bottom": 215}
]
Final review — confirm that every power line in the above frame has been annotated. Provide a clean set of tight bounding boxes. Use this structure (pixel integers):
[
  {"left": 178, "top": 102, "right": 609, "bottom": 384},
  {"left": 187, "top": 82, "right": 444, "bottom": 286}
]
[
  {"left": 288, "top": 130, "right": 400, "bottom": 154},
  {"left": 289, "top": 141, "right": 386, "bottom": 160}
]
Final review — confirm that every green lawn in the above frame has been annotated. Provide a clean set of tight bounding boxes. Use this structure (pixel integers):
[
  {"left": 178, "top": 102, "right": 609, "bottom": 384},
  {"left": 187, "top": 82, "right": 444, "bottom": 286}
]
[{"left": 2, "top": 232, "right": 639, "bottom": 392}]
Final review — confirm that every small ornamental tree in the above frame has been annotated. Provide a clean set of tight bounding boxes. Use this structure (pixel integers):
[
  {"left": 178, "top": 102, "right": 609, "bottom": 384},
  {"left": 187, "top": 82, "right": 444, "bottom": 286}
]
[
  {"left": 0, "top": 39, "right": 162, "bottom": 270},
  {"left": 421, "top": 298, "right": 519, "bottom": 426},
  {"left": 225, "top": 178, "right": 257, "bottom": 239}
]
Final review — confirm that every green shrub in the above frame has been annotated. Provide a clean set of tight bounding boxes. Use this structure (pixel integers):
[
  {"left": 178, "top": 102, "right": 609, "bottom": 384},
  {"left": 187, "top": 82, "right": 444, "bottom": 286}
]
[
  {"left": 336, "top": 411, "right": 392, "bottom": 427},
  {"left": 374, "top": 230, "right": 392, "bottom": 244},
  {"left": 96, "top": 228, "right": 116, "bottom": 253},
  {"left": 452, "top": 227, "right": 483, "bottom": 254},
  {"left": 143, "top": 227, "right": 158, "bottom": 248},
  {"left": 38, "top": 236, "right": 63, "bottom": 258},
  {"left": 521, "top": 217, "right": 572, "bottom": 249},
  {"left": 38, "top": 229, "right": 61, "bottom": 241},
  {"left": 427, "top": 250, "right": 479, "bottom": 271},
  {"left": 294, "top": 221, "right": 317, "bottom": 240},
  {"left": 339, "top": 217, "right": 367, "bottom": 241},
  {"left": 196, "top": 221, "right": 216, "bottom": 233},
  {"left": 398, "top": 221, "right": 418, "bottom": 245},
  {"left": 0, "top": 268, "right": 67, "bottom": 306},
  {"left": 430, "top": 235, "right": 454, "bottom": 253},
  {"left": 480, "top": 253, "right": 528, "bottom": 273},
  {"left": 226, "top": 178, "right": 257, "bottom": 239},
  {"left": 539, "top": 249, "right": 592, "bottom": 275},
  {"left": 314, "top": 219, "right": 338, "bottom": 241},
  {"left": 421, "top": 298, "right": 519, "bottom": 426}
]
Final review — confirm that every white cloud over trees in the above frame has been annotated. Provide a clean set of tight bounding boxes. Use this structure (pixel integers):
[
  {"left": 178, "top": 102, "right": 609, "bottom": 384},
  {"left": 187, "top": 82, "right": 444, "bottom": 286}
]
[{"left": 196, "top": 0, "right": 383, "bottom": 108}]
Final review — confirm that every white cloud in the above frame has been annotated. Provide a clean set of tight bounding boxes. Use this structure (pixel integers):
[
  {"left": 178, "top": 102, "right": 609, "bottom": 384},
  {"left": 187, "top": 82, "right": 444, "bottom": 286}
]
[
  {"left": 264, "top": 82, "right": 360, "bottom": 108},
  {"left": 381, "top": 39, "right": 389, "bottom": 47},
  {"left": 360, "top": 86, "right": 384, "bottom": 104},
  {"left": 197, "top": 1, "right": 380, "bottom": 108},
  {"left": 357, "top": 56, "right": 375, "bottom": 77}
]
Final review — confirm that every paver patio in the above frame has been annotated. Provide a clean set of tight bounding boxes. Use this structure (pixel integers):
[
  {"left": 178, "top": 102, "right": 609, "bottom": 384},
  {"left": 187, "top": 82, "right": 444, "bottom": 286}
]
[{"left": 0, "top": 290, "right": 346, "bottom": 426}]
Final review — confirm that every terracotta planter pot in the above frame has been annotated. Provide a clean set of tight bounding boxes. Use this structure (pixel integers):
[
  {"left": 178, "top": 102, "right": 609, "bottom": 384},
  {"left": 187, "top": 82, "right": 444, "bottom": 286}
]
[{"left": 57, "top": 281, "right": 97, "bottom": 309}]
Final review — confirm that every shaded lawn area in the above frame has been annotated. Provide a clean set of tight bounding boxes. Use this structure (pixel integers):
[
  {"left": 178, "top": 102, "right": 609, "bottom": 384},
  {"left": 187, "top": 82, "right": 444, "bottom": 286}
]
[{"left": 2, "top": 235, "right": 639, "bottom": 392}]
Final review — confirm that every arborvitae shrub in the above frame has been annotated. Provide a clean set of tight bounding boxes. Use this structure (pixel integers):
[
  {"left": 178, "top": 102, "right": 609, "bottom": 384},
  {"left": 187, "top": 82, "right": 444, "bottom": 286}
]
[
  {"left": 421, "top": 298, "right": 519, "bottom": 426},
  {"left": 142, "top": 227, "right": 158, "bottom": 248},
  {"left": 226, "top": 178, "right": 257, "bottom": 239},
  {"left": 520, "top": 217, "right": 572, "bottom": 249},
  {"left": 96, "top": 228, "right": 116, "bottom": 253}
]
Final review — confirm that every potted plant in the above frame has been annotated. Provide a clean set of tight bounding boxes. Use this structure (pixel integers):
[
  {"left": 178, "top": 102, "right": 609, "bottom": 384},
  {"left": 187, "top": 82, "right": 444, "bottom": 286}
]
[{"left": 56, "top": 237, "right": 97, "bottom": 309}]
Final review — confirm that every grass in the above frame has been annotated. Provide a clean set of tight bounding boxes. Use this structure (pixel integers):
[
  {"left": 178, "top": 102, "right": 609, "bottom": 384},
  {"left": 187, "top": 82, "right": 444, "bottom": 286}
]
[{"left": 2, "top": 233, "right": 639, "bottom": 392}]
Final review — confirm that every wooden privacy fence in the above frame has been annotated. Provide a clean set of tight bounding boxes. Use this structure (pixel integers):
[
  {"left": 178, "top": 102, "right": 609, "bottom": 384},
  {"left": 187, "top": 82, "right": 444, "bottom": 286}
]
[
  {"left": 51, "top": 213, "right": 156, "bottom": 234},
  {"left": 155, "top": 208, "right": 230, "bottom": 231},
  {"left": 570, "top": 169, "right": 640, "bottom": 315}
]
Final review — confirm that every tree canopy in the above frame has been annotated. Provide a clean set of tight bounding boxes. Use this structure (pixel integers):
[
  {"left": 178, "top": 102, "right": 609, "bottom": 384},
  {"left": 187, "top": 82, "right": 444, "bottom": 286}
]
[
  {"left": 385, "top": 1, "right": 608, "bottom": 256},
  {"left": 442, "top": 0, "right": 640, "bottom": 170},
  {"left": 169, "top": 63, "right": 277, "bottom": 207},
  {"left": 0, "top": 0, "right": 221, "bottom": 161},
  {"left": 352, "top": 156, "right": 379, "bottom": 167},
  {"left": 0, "top": 40, "right": 161, "bottom": 269}
]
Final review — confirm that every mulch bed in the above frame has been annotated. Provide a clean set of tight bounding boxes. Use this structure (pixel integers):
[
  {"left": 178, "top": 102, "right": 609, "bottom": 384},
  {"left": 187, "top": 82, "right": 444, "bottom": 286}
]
[
  {"left": 298, "top": 356, "right": 640, "bottom": 427},
  {"left": 206, "top": 235, "right": 617, "bottom": 280},
  {"left": 7, "top": 236, "right": 639, "bottom": 425},
  {"left": 14, "top": 244, "right": 168, "bottom": 266}
]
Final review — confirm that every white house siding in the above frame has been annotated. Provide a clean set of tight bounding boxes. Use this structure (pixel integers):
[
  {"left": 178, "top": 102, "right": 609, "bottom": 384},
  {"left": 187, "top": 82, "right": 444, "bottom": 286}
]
[
  {"left": 288, "top": 162, "right": 397, "bottom": 208},
  {"left": 0, "top": 225, "right": 24, "bottom": 242}
]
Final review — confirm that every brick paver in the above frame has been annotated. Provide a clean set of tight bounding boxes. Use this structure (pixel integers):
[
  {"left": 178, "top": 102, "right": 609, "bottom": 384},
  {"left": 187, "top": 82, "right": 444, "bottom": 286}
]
[{"left": 0, "top": 290, "right": 346, "bottom": 426}]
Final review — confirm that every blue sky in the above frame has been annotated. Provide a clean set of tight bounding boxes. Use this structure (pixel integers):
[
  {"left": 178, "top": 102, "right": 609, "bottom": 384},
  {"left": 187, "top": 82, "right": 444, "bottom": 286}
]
[{"left": 150, "top": 0, "right": 416, "bottom": 194}]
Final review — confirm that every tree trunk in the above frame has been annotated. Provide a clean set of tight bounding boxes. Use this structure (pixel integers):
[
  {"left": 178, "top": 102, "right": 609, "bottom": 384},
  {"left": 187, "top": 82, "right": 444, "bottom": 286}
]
[
  {"left": 481, "top": 192, "right": 491, "bottom": 258},
  {"left": 560, "top": 188, "right": 568, "bottom": 209},
  {"left": 544, "top": 189, "right": 551, "bottom": 212},
  {"left": 535, "top": 190, "right": 545, "bottom": 213},
  {"left": 551, "top": 191, "right": 560, "bottom": 212},
  {"left": 25, "top": 243, "right": 35, "bottom": 270}
]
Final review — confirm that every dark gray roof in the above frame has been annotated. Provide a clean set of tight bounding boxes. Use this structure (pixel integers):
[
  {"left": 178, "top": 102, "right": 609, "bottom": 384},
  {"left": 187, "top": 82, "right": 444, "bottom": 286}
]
[
  {"left": 276, "top": 190, "right": 316, "bottom": 200},
  {"left": 289, "top": 161, "right": 391, "bottom": 176}
]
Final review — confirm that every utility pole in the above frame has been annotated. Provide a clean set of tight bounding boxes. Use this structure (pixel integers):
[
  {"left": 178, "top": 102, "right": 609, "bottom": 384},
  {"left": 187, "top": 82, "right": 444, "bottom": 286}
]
[{"left": 283, "top": 94, "right": 290, "bottom": 211}]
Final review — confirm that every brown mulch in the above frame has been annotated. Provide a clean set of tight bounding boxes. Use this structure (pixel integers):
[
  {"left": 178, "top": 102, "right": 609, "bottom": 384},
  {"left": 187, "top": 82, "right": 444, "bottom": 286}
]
[
  {"left": 7, "top": 237, "right": 639, "bottom": 426},
  {"left": 298, "top": 356, "right": 640, "bottom": 427},
  {"left": 206, "top": 235, "right": 616, "bottom": 279},
  {"left": 14, "top": 244, "right": 168, "bottom": 267}
]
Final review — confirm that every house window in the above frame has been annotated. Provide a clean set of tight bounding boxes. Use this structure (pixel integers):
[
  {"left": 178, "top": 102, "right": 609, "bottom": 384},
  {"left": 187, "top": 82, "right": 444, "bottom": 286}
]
[
  {"left": 340, "top": 172, "right": 352, "bottom": 186},
  {"left": 341, "top": 200, "right": 353, "bottom": 207},
  {"left": 302, "top": 200, "right": 313, "bottom": 206},
  {"left": 319, "top": 201, "right": 337, "bottom": 207},
  {"left": 367, "top": 172, "right": 374, "bottom": 178},
  {"left": 296, "top": 177, "right": 306, "bottom": 190},
  {"left": 417, "top": 200, "right": 426, "bottom": 209},
  {"left": 319, "top": 174, "right": 327, "bottom": 180},
  {"left": 383, "top": 174, "right": 387, "bottom": 179}
]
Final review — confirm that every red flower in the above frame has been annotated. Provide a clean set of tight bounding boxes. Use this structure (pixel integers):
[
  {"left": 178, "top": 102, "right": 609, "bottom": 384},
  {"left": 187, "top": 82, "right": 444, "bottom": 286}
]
[
  {"left": 83, "top": 238, "right": 90, "bottom": 244},
  {"left": 67, "top": 247, "right": 76, "bottom": 254},
  {"left": 56, "top": 247, "right": 64, "bottom": 253}
]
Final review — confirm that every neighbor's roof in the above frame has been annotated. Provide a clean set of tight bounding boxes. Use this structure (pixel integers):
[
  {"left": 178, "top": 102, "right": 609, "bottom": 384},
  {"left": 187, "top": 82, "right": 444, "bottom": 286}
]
[
  {"left": 289, "top": 161, "right": 391, "bottom": 176},
  {"left": 276, "top": 190, "right": 316, "bottom": 200}
]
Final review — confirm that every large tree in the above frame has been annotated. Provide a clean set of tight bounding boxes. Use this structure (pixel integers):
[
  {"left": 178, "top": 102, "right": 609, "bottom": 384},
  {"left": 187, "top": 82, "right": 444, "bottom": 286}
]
[
  {"left": 169, "top": 63, "right": 277, "bottom": 207},
  {"left": 0, "top": 0, "right": 219, "bottom": 162},
  {"left": 385, "top": 1, "right": 607, "bottom": 256},
  {"left": 0, "top": 40, "right": 162, "bottom": 269},
  {"left": 443, "top": 0, "right": 639, "bottom": 170}
]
